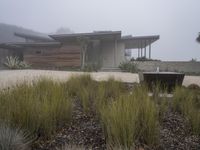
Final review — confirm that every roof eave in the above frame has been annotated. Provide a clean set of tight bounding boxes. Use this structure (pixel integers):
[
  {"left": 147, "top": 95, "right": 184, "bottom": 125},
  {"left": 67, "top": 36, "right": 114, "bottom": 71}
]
[{"left": 49, "top": 31, "right": 122, "bottom": 41}]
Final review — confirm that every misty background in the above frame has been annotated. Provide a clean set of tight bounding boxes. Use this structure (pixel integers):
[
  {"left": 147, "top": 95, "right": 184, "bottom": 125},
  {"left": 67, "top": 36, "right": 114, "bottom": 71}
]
[{"left": 0, "top": 0, "right": 200, "bottom": 61}]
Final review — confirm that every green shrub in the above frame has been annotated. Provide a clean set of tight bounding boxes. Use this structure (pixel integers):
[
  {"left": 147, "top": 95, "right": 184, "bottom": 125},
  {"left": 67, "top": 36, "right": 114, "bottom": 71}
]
[
  {"left": 119, "top": 61, "right": 138, "bottom": 73},
  {"left": 82, "top": 63, "right": 99, "bottom": 72},
  {"left": 3, "top": 56, "right": 31, "bottom": 69},
  {"left": 0, "top": 78, "right": 72, "bottom": 137},
  {"left": 3, "top": 56, "right": 21, "bottom": 69},
  {"left": 173, "top": 87, "right": 200, "bottom": 134},
  {"left": 0, "top": 123, "right": 33, "bottom": 150},
  {"left": 100, "top": 85, "right": 159, "bottom": 148},
  {"left": 135, "top": 57, "right": 160, "bottom": 61}
]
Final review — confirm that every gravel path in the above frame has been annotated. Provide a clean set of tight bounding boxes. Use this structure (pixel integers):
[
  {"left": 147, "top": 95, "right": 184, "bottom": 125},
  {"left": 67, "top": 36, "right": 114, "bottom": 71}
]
[
  {"left": 0, "top": 70, "right": 199, "bottom": 89},
  {"left": 160, "top": 109, "right": 200, "bottom": 150}
]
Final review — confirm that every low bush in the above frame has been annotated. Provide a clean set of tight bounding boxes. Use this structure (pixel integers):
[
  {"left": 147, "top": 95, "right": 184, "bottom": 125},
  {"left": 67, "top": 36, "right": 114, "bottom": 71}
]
[
  {"left": 119, "top": 61, "right": 138, "bottom": 73},
  {"left": 100, "top": 85, "right": 159, "bottom": 148},
  {"left": 0, "top": 78, "right": 72, "bottom": 137},
  {"left": 0, "top": 122, "right": 33, "bottom": 150},
  {"left": 82, "top": 63, "right": 99, "bottom": 72},
  {"left": 135, "top": 57, "right": 160, "bottom": 61},
  {"left": 3, "top": 56, "right": 31, "bottom": 69},
  {"left": 0, "top": 75, "right": 161, "bottom": 148},
  {"left": 173, "top": 87, "right": 200, "bottom": 135}
]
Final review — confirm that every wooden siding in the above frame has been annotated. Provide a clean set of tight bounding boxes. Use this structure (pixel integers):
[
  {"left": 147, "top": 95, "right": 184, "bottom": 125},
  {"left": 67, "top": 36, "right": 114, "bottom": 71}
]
[{"left": 23, "top": 45, "right": 81, "bottom": 68}]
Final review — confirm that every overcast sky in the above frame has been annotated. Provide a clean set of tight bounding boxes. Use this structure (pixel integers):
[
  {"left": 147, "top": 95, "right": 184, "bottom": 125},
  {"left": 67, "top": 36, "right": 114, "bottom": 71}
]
[{"left": 0, "top": 0, "right": 200, "bottom": 61}]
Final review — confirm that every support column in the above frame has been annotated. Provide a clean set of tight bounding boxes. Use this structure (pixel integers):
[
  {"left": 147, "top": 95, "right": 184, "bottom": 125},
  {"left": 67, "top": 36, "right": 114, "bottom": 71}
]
[
  {"left": 149, "top": 43, "right": 151, "bottom": 59},
  {"left": 138, "top": 48, "right": 140, "bottom": 58},
  {"left": 81, "top": 49, "right": 86, "bottom": 69},
  {"left": 144, "top": 41, "right": 146, "bottom": 58},
  {"left": 141, "top": 42, "right": 143, "bottom": 58},
  {"left": 114, "top": 39, "right": 117, "bottom": 67}
]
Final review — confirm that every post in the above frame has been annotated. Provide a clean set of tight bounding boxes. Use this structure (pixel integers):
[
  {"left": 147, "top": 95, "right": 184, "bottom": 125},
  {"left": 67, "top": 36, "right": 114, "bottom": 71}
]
[
  {"left": 149, "top": 43, "right": 151, "bottom": 59},
  {"left": 82, "top": 48, "right": 86, "bottom": 69},
  {"left": 144, "top": 41, "right": 146, "bottom": 58},
  {"left": 138, "top": 48, "right": 140, "bottom": 58},
  {"left": 140, "top": 42, "right": 143, "bottom": 57},
  {"left": 114, "top": 39, "right": 117, "bottom": 67}
]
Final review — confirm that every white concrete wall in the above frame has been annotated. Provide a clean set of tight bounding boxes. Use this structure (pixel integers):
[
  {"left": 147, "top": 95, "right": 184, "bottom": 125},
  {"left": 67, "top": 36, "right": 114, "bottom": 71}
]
[
  {"left": 101, "top": 41, "right": 115, "bottom": 68},
  {"left": 134, "top": 61, "right": 200, "bottom": 73},
  {"left": 116, "top": 42, "right": 126, "bottom": 67},
  {"left": 101, "top": 40, "right": 125, "bottom": 68}
]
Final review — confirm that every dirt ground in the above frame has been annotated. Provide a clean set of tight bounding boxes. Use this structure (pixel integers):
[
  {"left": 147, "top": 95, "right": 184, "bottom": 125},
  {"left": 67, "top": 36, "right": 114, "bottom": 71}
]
[{"left": 0, "top": 70, "right": 199, "bottom": 89}]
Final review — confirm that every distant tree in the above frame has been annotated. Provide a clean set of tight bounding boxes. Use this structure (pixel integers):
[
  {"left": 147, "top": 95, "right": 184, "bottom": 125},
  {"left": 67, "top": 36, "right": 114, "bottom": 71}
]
[
  {"left": 55, "top": 27, "right": 73, "bottom": 34},
  {"left": 196, "top": 33, "right": 200, "bottom": 43},
  {"left": 77, "top": 36, "right": 90, "bottom": 69},
  {"left": 190, "top": 58, "right": 197, "bottom": 62}
]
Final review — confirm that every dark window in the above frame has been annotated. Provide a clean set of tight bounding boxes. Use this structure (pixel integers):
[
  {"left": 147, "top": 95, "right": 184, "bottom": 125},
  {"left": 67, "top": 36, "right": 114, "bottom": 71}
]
[{"left": 36, "top": 50, "right": 41, "bottom": 54}]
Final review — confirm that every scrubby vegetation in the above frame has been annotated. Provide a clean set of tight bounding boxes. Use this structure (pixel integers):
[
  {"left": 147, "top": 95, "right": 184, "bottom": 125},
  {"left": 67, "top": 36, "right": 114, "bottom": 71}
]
[
  {"left": 0, "top": 78, "right": 72, "bottom": 137},
  {"left": 100, "top": 85, "right": 159, "bottom": 148},
  {"left": 82, "top": 63, "right": 99, "bottom": 72},
  {"left": 3, "top": 56, "right": 31, "bottom": 69},
  {"left": 173, "top": 86, "right": 200, "bottom": 135},
  {"left": 0, "top": 75, "right": 199, "bottom": 149},
  {"left": 119, "top": 61, "right": 138, "bottom": 73}
]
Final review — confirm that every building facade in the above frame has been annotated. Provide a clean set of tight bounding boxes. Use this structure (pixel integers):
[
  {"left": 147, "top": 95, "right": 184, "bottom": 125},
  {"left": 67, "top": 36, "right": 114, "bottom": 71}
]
[{"left": 0, "top": 31, "right": 159, "bottom": 70}]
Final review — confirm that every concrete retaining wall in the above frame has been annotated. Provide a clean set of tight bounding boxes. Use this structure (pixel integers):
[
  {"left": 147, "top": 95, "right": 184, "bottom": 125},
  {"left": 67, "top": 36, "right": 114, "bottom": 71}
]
[{"left": 134, "top": 61, "right": 200, "bottom": 73}]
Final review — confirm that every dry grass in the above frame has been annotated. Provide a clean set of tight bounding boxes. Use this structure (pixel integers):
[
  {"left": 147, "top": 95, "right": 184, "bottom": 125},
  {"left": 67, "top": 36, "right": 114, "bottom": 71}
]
[
  {"left": 0, "top": 78, "right": 72, "bottom": 137},
  {"left": 100, "top": 85, "right": 159, "bottom": 148},
  {"left": 0, "top": 74, "right": 161, "bottom": 148},
  {"left": 173, "top": 86, "right": 200, "bottom": 135},
  {"left": 66, "top": 74, "right": 97, "bottom": 112}
]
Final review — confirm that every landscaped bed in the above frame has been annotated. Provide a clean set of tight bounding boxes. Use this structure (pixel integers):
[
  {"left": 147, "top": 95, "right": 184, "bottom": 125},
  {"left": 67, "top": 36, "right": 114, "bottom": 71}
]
[{"left": 0, "top": 75, "right": 200, "bottom": 150}]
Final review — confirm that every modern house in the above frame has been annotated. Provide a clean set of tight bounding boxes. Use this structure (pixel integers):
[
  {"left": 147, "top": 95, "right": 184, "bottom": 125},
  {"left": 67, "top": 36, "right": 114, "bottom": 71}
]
[{"left": 0, "top": 31, "right": 159, "bottom": 70}]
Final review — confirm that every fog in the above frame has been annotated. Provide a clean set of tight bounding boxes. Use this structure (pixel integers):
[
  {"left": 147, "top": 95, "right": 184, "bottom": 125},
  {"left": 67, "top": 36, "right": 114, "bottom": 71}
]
[{"left": 0, "top": 0, "right": 200, "bottom": 61}]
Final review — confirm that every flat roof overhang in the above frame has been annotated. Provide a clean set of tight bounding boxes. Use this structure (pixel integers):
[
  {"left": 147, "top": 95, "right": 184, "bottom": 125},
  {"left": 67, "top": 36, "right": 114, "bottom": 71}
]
[
  {"left": 0, "top": 42, "right": 61, "bottom": 50},
  {"left": 0, "top": 43, "right": 22, "bottom": 50},
  {"left": 49, "top": 31, "right": 122, "bottom": 42},
  {"left": 121, "top": 35, "right": 160, "bottom": 49},
  {"left": 14, "top": 32, "right": 54, "bottom": 42}
]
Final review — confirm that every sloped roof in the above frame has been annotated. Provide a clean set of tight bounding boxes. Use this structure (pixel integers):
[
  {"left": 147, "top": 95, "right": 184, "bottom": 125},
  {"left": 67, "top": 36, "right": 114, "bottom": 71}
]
[{"left": 14, "top": 32, "right": 54, "bottom": 42}]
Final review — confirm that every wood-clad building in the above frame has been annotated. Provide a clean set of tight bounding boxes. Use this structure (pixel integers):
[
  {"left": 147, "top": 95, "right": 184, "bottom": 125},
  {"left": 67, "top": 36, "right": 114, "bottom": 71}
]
[
  {"left": 0, "top": 31, "right": 159, "bottom": 70},
  {"left": 23, "top": 44, "right": 81, "bottom": 68}
]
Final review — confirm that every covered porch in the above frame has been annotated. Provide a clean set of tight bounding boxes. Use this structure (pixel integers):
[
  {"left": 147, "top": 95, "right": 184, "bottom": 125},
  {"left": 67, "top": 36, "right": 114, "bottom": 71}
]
[{"left": 121, "top": 35, "right": 160, "bottom": 60}]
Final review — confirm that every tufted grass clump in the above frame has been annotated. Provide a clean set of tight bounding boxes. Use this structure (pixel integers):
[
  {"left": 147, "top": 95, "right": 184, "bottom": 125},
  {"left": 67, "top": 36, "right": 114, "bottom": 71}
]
[
  {"left": 0, "top": 122, "right": 33, "bottom": 150},
  {"left": 173, "top": 86, "right": 200, "bottom": 135},
  {"left": 95, "top": 78, "right": 127, "bottom": 114},
  {"left": 66, "top": 74, "right": 97, "bottom": 112},
  {"left": 100, "top": 85, "right": 159, "bottom": 148},
  {"left": 0, "top": 78, "right": 72, "bottom": 137}
]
